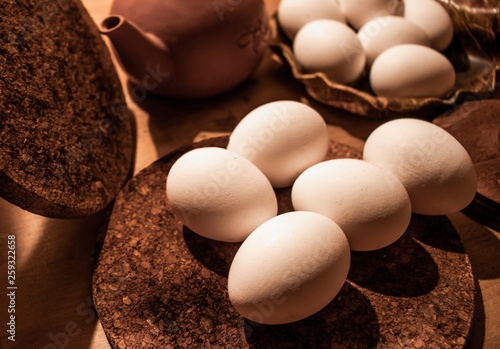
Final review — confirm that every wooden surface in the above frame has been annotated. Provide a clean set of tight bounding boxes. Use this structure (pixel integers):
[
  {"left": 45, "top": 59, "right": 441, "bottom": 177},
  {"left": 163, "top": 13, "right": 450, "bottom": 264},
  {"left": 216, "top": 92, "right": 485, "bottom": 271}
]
[{"left": 0, "top": 0, "right": 499, "bottom": 348}]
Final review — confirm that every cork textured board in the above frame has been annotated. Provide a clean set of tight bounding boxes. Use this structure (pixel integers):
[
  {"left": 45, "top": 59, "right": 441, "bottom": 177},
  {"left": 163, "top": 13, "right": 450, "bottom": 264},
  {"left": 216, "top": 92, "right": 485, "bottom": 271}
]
[
  {"left": 0, "top": 0, "right": 134, "bottom": 218},
  {"left": 92, "top": 136, "right": 476, "bottom": 348}
]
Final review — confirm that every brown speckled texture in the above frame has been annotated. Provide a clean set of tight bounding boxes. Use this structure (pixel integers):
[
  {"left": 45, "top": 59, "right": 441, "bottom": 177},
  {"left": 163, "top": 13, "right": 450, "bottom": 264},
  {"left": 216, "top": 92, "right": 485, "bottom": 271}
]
[
  {"left": 0, "top": 0, "right": 134, "bottom": 218},
  {"left": 92, "top": 136, "right": 476, "bottom": 348}
]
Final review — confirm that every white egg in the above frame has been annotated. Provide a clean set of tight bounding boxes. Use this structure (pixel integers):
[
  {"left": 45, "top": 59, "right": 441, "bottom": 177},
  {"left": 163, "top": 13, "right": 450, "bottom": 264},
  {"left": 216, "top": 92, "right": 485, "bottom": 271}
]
[
  {"left": 358, "top": 16, "right": 431, "bottom": 66},
  {"left": 278, "top": 0, "right": 345, "bottom": 41},
  {"left": 370, "top": 44, "right": 455, "bottom": 98},
  {"left": 166, "top": 147, "right": 277, "bottom": 242},
  {"left": 338, "top": 0, "right": 404, "bottom": 29},
  {"left": 363, "top": 118, "right": 477, "bottom": 215},
  {"left": 292, "top": 159, "right": 412, "bottom": 251},
  {"left": 404, "top": 0, "right": 454, "bottom": 51},
  {"left": 228, "top": 211, "right": 350, "bottom": 325},
  {"left": 227, "top": 101, "right": 329, "bottom": 188},
  {"left": 293, "top": 20, "right": 366, "bottom": 84}
]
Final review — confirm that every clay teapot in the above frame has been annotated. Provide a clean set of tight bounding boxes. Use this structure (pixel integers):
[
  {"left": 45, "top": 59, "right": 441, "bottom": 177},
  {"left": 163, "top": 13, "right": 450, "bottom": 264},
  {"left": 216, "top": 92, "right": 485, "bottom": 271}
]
[{"left": 100, "top": 0, "right": 270, "bottom": 99}]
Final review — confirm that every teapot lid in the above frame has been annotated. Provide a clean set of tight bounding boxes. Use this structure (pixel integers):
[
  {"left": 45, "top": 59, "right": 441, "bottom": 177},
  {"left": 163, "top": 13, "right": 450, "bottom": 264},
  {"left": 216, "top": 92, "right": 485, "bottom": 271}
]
[{"left": 0, "top": 0, "right": 134, "bottom": 218}]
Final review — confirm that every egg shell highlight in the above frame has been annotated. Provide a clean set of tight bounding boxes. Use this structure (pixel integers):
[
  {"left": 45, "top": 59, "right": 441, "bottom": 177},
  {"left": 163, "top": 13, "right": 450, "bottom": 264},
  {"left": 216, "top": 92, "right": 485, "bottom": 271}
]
[
  {"left": 292, "top": 158, "right": 412, "bottom": 251},
  {"left": 278, "top": 0, "right": 345, "bottom": 41},
  {"left": 228, "top": 211, "right": 351, "bottom": 325},
  {"left": 370, "top": 44, "right": 455, "bottom": 98},
  {"left": 358, "top": 16, "right": 431, "bottom": 67},
  {"left": 166, "top": 147, "right": 278, "bottom": 242},
  {"left": 293, "top": 20, "right": 366, "bottom": 84},
  {"left": 404, "top": 0, "right": 454, "bottom": 51},
  {"left": 363, "top": 118, "right": 477, "bottom": 215},
  {"left": 338, "top": 0, "right": 404, "bottom": 29},
  {"left": 227, "top": 100, "right": 329, "bottom": 188}
]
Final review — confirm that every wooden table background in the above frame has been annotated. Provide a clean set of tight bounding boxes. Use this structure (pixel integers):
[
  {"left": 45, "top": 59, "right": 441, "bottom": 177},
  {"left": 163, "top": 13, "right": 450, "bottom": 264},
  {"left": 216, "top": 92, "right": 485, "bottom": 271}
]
[{"left": 0, "top": 0, "right": 499, "bottom": 348}]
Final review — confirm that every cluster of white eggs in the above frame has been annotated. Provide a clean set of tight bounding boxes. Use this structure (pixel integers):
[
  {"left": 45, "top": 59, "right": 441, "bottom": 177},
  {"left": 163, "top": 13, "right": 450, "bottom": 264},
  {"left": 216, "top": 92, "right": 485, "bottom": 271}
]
[
  {"left": 278, "top": 0, "right": 457, "bottom": 98},
  {"left": 166, "top": 100, "right": 476, "bottom": 325}
]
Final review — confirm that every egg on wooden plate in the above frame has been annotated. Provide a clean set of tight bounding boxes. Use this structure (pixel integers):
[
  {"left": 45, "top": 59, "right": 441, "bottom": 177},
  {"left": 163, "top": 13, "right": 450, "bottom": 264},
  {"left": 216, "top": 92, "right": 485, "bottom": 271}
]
[
  {"left": 363, "top": 118, "right": 477, "bottom": 215},
  {"left": 166, "top": 147, "right": 277, "bottom": 242},
  {"left": 292, "top": 158, "right": 412, "bottom": 251},
  {"left": 227, "top": 100, "right": 329, "bottom": 188},
  {"left": 228, "top": 211, "right": 351, "bottom": 325},
  {"left": 404, "top": 0, "right": 454, "bottom": 51},
  {"left": 369, "top": 44, "right": 455, "bottom": 98},
  {"left": 293, "top": 20, "right": 366, "bottom": 84},
  {"left": 357, "top": 16, "right": 431, "bottom": 67},
  {"left": 277, "top": 0, "right": 345, "bottom": 41}
]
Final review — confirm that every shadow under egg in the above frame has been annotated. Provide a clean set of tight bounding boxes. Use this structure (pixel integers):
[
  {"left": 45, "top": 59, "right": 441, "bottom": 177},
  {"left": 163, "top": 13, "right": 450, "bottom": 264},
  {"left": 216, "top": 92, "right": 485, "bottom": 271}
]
[
  {"left": 347, "top": 220, "right": 440, "bottom": 297},
  {"left": 241, "top": 282, "right": 380, "bottom": 349},
  {"left": 410, "top": 214, "right": 468, "bottom": 254},
  {"left": 182, "top": 226, "right": 241, "bottom": 278}
]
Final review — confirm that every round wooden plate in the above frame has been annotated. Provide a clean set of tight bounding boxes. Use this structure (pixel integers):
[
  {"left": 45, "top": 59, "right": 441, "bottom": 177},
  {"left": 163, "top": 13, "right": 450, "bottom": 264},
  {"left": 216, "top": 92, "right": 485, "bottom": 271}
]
[
  {"left": 0, "top": 0, "right": 134, "bottom": 218},
  {"left": 92, "top": 136, "right": 476, "bottom": 348}
]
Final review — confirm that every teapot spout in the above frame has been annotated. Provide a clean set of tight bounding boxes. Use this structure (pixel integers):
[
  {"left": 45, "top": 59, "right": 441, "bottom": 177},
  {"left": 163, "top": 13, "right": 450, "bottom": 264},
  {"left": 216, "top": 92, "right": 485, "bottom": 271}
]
[{"left": 100, "top": 15, "right": 173, "bottom": 93}]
